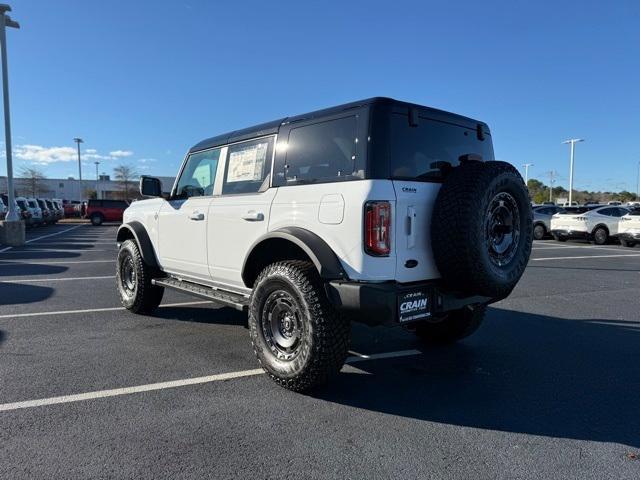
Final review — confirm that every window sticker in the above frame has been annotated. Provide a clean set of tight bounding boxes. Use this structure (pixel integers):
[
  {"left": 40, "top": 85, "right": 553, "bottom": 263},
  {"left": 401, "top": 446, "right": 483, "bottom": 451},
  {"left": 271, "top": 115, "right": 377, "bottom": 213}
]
[{"left": 227, "top": 142, "right": 268, "bottom": 183}]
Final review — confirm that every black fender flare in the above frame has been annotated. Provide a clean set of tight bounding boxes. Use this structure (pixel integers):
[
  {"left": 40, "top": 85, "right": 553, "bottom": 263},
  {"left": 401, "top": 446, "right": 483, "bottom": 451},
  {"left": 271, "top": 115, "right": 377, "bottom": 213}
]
[
  {"left": 242, "top": 227, "right": 347, "bottom": 286},
  {"left": 116, "top": 221, "right": 160, "bottom": 269}
]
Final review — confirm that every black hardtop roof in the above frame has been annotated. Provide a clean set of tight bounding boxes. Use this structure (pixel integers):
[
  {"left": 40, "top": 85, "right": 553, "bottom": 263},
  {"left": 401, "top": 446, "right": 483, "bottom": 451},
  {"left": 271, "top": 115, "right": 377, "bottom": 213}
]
[{"left": 189, "top": 97, "right": 489, "bottom": 153}]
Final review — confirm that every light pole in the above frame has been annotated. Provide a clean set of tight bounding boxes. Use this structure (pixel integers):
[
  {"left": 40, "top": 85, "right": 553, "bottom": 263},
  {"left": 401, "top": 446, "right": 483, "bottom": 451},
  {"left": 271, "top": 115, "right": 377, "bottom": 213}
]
[
  {"left": 562, "top": 138, "right": 584, "bottom": 205},
  {"left": 636, "top": 161, "right": 640, "bottom": 202},
  {"left": 547, "top": 170, "right": 557, "bottom": 203},
  {"left": 0, "top": 4, "right": 20, "bottom": 223},
  {"left": 73, "top": 137, "right": 83, "bottom": 200},
  {"left": 94, "top": 161, "right": 100, "bottom": 199},
  {"left": 522, "top": 163, "right": 534, "bottom": 185}
]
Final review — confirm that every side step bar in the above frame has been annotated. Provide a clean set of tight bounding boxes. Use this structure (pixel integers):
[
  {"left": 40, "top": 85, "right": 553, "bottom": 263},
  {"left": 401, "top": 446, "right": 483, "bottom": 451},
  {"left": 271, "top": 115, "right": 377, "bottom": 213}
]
[{"left": 152, "top": 277, "right": 249, "bottom": 312}]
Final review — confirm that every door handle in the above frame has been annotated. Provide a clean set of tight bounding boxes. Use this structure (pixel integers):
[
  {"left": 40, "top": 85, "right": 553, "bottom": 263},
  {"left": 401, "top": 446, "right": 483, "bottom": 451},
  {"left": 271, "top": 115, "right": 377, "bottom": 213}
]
[
  {"left": 189, "top": 211, "right": 205, "bottom": 221},
  {"left": 407, "top": 206, "right": 416, "bottom": 249},
  {"left": 241, "top": 211, "right": 264, "bottom": 221}
]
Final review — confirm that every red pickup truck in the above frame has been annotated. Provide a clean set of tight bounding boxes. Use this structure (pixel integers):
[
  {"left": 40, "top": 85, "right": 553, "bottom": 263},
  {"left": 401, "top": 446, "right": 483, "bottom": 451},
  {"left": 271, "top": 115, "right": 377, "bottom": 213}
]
[{"left": 86, "top": 199, "right": 129, "bottom": 225}]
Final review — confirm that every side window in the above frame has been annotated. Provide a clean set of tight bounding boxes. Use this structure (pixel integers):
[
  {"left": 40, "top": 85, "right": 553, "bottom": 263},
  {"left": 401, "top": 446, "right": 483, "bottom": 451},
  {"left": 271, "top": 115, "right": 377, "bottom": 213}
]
[
  {"left": 284, "top": 116, "right": 358, "bottom": 184},
  {"left": 222, "top": 137, "right": 274, "bottom": 195},
  {"left": 614, "top": 208, "right": 629, "bottom": 217},
  {"left": 598, "top": 208, "right": 613, "bottom": 216},
  {"left": 175, "top": 148, "right": 221, "bottom": 198}
]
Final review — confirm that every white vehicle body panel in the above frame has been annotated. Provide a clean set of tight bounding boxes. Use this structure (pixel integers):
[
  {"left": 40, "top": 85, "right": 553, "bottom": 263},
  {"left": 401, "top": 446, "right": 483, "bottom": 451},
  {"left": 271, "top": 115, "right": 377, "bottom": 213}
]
[
  {"left": 619, "top": 212, "right": 640, "bottom": 235},
  {"left": 269, "top": 180, "right": 398, "bottom": 282}
]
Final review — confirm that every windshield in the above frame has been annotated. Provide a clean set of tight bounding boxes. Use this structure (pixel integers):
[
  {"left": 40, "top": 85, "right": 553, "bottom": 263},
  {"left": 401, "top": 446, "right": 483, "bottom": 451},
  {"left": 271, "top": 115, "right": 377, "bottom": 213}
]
[
  {"left": 28, "top": 200, "right": 38, "bottom": 208},
  {"left": 389, "top": 113, "right": 494, "bottom": 181}
]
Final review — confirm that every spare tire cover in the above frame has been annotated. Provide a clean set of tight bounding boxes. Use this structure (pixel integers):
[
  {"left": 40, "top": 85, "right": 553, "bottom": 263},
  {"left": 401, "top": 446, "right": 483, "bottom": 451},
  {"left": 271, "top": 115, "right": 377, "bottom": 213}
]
[{"left": 431, "top": 161, "right": 533, "bottom": 298}]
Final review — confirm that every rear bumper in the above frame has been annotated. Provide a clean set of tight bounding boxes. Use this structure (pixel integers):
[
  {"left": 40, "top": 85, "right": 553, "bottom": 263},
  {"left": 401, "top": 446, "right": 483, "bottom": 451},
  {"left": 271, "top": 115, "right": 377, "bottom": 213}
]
[
  {"left": 550, "top": 229, "right": 589, "bottom": 240},
  {"left": 325, "top": 280, "right": 492, "bottom": 326}
]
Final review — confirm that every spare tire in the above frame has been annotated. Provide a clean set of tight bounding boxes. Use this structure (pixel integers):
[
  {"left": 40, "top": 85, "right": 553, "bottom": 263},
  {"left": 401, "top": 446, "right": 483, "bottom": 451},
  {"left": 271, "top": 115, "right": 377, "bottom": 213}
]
[{"left": 431, "top": 161, "right": 532, "bottom": 298}]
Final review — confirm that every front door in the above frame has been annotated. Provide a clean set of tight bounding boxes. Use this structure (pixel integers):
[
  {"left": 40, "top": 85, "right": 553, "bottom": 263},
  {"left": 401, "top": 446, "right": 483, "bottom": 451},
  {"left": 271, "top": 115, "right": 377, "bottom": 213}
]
[{"left": 158, "top": 147, "right": 222, "bottom": 280}]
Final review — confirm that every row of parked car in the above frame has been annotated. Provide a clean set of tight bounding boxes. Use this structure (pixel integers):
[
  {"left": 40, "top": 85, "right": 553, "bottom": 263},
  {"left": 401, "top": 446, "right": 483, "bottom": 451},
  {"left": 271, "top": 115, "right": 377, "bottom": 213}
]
[
  {"left": 0, "top": 195, "right": 72, "bottom": 226},
  {"left": 533, "top": 204, "right": 640, "bottom": 247}
]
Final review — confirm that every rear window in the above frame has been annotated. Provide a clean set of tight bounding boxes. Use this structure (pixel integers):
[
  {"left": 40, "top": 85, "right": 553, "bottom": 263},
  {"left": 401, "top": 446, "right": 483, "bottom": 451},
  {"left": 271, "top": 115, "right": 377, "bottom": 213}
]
[
  {"left": 102, "top": 200, "right": 128, "bottom": 208},
  {"left": 17, "top": 200, "right": 27, "bottom": 210},
  {"left": 389, "top": 113, "right": 494, "bottom": 181}
]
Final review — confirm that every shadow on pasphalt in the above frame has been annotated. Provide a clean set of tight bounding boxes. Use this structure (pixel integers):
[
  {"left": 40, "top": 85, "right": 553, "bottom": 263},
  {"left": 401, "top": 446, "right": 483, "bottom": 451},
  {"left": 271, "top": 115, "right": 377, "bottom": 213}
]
[
  {"left": 316, "top": 307, "right": 640, "bottom": 448},
  {"left": 151, "top": 306, "right": 248, "bottom": 327},
  {"left": 0, "top": 330, "right": 5, "bottom": 346},
  {"left": 0, "top": 283, "right": 54, "bottom": 305},
  {"left": 0, "top": 250, "right": 81, "bottom": 261},
  {"left": 0, "top": 264, "right": 67, "bottom": 277}
]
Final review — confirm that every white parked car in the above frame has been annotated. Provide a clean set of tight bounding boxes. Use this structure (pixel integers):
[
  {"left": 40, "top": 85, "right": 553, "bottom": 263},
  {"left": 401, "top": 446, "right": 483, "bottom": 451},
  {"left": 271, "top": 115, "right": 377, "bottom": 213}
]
[
  {"left": 17, "top": 196, "right": 43, "bottom": 226},
  {"left": 25, "top": 197, "right": 44, "bottom": 225},
  {"left": 550, "top": 205, "right": 630, "bottom": 244},
  {"left": 114, "top": 98, "right": 534, "bottom": 392},
  {"left": 618, "top": 209, "right": 640, "bottom": 247},
  {"left": 0, "top": 196, "right": 6, "bottom": 220}
]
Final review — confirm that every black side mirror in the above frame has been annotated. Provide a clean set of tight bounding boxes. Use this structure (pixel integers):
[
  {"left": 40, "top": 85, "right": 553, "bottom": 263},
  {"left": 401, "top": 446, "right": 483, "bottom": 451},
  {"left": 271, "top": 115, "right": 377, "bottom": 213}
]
[{"left": 140, "top": 176, "right": 162, "bottom": 197}]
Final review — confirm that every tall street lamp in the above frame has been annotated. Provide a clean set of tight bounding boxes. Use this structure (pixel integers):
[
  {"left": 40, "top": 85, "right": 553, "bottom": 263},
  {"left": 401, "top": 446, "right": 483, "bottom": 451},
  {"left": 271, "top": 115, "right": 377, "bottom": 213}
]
[
  {"left": 0, "top": 4, "right": 20, "bottom": 224},
  {"left": 73, "top": 137, "right": 83, "bottom": 200},
  {"left": 636, "top": 161, "right": 640, "bottom": 202},
  {"left": 94, "top": 161, "right": 100, "bottom": 199},
  {"left": 562, "top": 138, "right": 584, "bottom": 205},
  {"left": 522, "top": 163, "right": 534, "bottom": 186}
]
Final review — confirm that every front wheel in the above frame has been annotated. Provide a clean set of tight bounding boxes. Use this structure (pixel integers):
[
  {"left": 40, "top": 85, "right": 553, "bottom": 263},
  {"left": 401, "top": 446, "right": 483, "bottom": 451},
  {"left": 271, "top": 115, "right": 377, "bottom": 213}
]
[
  {"left": 533, "top": 223, "right": 546, "bottom": 240},
  {"left": 249, "top": 261, "right": 350, "bottom": 392},
  {"left": 414, "top": 306, "right": 486, "bottom": 345},
  {"left": 620, "top": 238, "right": 636, "bottom": 248},
  {"left": 116, "top": 239, "right": 164, "bottom": 313},
  {"left": 592, "top": 227, "right": 609, "bottom": 245}
]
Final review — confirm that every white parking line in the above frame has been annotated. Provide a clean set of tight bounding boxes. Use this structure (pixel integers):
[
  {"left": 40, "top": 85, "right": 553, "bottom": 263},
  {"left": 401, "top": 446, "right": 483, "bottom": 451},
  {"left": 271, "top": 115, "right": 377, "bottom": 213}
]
[
  {"left": 0, "top": 300, "right": 212, "bottom": 319},
  {"left": 0, "top": 259, "right": 114, "bottom": 265},
  {"left": 0, "top": 275, "right": 115, "bottom": 284},
  {"left": 533, "top": 244, "right": 629, "bottom": 253},
  {"left": 0, "top": 350, "right": 422, "bottom": 412},
  {"left": 532, "top": 253, "right": 640, "bottom": 261}
]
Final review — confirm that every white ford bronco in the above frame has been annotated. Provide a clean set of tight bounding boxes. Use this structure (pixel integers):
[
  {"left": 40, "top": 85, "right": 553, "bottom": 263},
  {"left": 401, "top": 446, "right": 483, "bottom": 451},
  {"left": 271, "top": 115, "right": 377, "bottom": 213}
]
[{"left": 116, "top": 98, "right": 532, "bottom": 391}]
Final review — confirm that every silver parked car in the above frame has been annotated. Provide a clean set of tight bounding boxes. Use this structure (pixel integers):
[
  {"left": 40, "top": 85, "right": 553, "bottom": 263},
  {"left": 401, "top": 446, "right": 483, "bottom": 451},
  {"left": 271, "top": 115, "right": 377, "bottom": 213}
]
[{"left": 532, "top": 205, "right": 566, "bottom": 240}]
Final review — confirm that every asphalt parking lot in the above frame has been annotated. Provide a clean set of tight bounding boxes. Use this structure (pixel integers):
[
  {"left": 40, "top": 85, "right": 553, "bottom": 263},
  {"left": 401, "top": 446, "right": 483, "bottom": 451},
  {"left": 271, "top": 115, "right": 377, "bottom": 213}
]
[{"left": 1, "top": 225, "right": 639, "bottom": 479}]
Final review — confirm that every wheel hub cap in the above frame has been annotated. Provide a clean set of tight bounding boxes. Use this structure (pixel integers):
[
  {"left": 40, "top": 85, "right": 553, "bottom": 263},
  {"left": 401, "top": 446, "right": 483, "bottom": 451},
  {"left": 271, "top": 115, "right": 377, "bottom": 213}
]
[
  {"left": 262, "top": 290, "right": 303, "bottom": 360},
  {"left": 486, "top": 192, "right": 521, "bottom": 267}
]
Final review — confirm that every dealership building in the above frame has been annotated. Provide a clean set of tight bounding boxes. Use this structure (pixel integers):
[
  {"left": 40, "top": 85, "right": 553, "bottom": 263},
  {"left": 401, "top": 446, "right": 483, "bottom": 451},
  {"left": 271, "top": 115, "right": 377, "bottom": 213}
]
[{"left": 0, "top": 175, "right": 176, "bottom": 201}]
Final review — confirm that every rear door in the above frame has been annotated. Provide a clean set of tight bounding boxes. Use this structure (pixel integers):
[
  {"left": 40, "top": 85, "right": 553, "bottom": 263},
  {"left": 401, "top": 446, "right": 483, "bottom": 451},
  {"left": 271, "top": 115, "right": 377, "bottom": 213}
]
[
  {"left": 388, "top": 111, "right": 494, "bottom": 283},
  {"left": 208, "top": 136, "right": 276, "bottom": 288}
]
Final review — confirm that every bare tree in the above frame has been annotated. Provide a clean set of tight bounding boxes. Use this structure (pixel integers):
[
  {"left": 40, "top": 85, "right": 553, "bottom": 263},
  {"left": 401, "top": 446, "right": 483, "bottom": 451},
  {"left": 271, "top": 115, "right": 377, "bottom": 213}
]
[
  {"left": 19, "top": 166, "right": 47, "bottom": 197},
  {"left": 113, "top": 164, "right": 138, "bottom": 201}
]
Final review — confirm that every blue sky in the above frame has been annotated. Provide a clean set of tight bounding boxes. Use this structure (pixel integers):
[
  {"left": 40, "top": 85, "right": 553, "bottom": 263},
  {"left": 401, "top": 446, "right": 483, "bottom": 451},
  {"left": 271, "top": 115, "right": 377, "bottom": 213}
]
[{"left": 1, "top": 0, "right": 639, "bottom": 191}]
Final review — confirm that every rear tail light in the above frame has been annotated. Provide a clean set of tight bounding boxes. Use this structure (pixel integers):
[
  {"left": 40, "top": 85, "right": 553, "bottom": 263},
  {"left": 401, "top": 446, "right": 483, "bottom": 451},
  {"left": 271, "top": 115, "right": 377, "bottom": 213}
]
[
  {"left": 364, "top": 201, "right": 391, "bottom": 256},
  {"left": 575, "top": 216, "right": 588, "bottom": 221}
]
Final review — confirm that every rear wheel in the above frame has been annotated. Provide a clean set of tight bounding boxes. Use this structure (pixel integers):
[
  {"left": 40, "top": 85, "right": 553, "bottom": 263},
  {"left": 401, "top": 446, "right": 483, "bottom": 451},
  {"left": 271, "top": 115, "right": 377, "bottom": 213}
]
[
  {"left": 533, "top": 223, "right": 546, "bottom": 240},
  {"left": 592, "top": 227, "right": 609, "bottom": 245},
  {"left": 414, "top": 306, "right": 486, "bottom": 345},
  {"left": 116, "top": 239, "right": 164, "bottom": 313},
  {"left": 620, "top": 238, "right": 635, "bottom": 248},
  {"left": 249, "top": 261, "right": 350, "bottom": 392},
  {"left": 90, "top": 213, "right": 103, "bottom": 226}
]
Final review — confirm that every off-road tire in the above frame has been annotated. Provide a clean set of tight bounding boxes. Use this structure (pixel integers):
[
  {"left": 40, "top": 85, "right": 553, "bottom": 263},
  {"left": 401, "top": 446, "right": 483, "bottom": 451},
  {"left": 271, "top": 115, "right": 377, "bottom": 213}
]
[
  {"left": 116, "top": 239, "right": 164, "bottom": 314},
  {"left": 533, "top": 223, "right": 546, "bottom": 240},
  {"left": 414, "top": 305, "right": 486, "bottom": 345},
  {"left": 249, "top": 260, "right": 350, "bottom": 392},
  {"left": 91, "top": 213, "right": 103, "bottom": 226},
  {"left": 431, "top": 161, "right": 533, "bottom": 299}
]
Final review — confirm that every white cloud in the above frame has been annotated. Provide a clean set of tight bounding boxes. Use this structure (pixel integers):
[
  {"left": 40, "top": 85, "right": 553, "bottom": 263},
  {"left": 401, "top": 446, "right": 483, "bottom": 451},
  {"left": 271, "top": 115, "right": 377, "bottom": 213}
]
[
  {"left": 14, "top": 144, "right": 78, "bottom": 164},
  {"left": 110, "top": 150, "right": 133, "bottom": 158},
  {"left": 138, "top": 158, "right": 157, "bottom": 163},
  {"left": 85, "top": 149, "right": 98, "bottom": 154}
]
